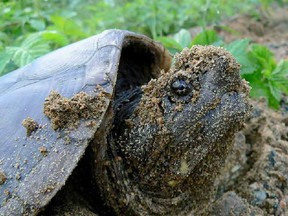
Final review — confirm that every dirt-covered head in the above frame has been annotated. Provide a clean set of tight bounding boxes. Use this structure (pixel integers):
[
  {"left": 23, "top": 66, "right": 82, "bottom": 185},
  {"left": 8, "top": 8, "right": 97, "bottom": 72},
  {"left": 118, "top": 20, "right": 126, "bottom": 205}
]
[
  {"left": 98, "top": 45, "right": 251, "bottom": 215},
  {"left": 117, "top": 45, "right": 250, "bottom": 196}
]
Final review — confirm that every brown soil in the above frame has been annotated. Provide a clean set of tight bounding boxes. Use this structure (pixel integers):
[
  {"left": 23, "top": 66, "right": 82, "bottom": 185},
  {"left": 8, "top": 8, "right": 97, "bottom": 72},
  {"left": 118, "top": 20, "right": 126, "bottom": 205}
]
[
  {"left": 22, "top": 117, "right": 39, "bottom": 136},
  {"left": 217, "top": 7, "right": 288, "bottom": 62},
  {"left": 210, "top": 99, "right": 288, "bottom": 215},
  {"left": 189, "top": 6, "right": 288, "bottom": 215}
]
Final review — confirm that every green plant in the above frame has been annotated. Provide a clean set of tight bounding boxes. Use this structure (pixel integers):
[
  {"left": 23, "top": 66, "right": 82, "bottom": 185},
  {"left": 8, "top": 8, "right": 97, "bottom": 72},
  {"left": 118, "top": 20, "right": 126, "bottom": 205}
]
[
  {"left": 84, "top": 0, "right": 260, "bottom": 38},
  {"left": 226, "top": 39, "right": 288, "bottom": 109},
  {"left": 0, "top": 30, "right": 74, "bottom": 76},
  {"left": 0, "top": 0, "right": 88, "bottom": 75},
  {"left": 157, "top": 29, "right": 222, "bottom": 54},
  {"left": 0, "top": 32, "right": 49, "bottom": 75},
  {"left": 0, "top": 0, "right": 273, "bottom": 73}
]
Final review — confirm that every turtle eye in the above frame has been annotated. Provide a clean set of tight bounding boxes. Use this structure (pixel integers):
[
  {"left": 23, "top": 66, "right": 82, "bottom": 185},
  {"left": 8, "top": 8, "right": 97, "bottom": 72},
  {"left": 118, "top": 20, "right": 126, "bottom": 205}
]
[{"left": 171, "top": 79, "right": 191, "bottom": 96}]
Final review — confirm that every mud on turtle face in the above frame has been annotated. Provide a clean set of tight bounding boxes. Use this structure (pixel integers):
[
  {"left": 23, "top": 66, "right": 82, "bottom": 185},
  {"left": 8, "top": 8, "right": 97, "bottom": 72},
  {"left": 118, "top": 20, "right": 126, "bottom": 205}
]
[{"left": 91, "top": 46, "right": 250, "bottom": 215}]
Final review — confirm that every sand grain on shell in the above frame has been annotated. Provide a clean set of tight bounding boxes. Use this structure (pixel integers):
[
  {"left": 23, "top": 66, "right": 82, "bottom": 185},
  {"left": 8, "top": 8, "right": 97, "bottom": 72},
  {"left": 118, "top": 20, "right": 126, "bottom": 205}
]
[
  {"left": 22, "top": 117, "right": 39, "bottom": 136},
  {"left": 0, "top": 171, "right": 6, "bottom": 185},
  {"left": 43, "top": 90, "right": 107, "bottom": 130}
]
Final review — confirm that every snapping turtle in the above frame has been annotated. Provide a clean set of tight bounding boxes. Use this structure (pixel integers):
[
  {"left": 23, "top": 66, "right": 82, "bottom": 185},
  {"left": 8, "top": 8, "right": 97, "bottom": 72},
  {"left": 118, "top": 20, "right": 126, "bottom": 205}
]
[{"left": 0, "top": 29, "right": 250, "bottom": 215}]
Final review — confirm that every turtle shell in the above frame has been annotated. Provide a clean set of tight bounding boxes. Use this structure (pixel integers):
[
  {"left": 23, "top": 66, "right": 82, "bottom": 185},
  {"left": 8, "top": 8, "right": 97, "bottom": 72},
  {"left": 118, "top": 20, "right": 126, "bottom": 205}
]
[{"left": 0, "top": 29, "right": 171, "bottom": 215}]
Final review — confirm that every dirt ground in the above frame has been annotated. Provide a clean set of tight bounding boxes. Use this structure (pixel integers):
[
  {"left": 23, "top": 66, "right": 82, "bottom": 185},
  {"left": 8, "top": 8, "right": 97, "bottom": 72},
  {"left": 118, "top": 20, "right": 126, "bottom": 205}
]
[
  {"left": 218, "top": 7, "right": 288, "bottom": 62},
  {"left": 210, "top": 99, "right": 288, "bottom": 215},
  {"left": 203, "top": 6, "right": 288, "bottom": 215}
]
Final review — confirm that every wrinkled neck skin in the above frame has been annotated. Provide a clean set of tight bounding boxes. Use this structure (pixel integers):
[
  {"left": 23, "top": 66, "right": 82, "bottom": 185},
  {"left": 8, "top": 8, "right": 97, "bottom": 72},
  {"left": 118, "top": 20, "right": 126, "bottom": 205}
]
[{"left": 93, "top": 46, "right": 251, "bottom": 215}]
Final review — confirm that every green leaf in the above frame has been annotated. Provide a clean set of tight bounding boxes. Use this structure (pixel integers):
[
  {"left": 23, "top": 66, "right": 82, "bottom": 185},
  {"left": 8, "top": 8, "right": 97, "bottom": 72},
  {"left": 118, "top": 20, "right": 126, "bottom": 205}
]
[
  {"left": 225, "top": 38, "right": 250, "bottom": 57},
  {"left": 50, "top": 16, "right": 67, "bottom": 30},
  {"left": 191, "top": 30, "right": 220, "bottom": 46},
  {"left": 6, "top": 32, "right": 51, "bottom": 67},
  {"left": 167, "top": 48, "right": 182, "bottom": 55},
  {"left": 250, "top": 44, "right": 274, "bottom": 61},
  {"left": 0, "top": 32, "right": 10, "bottom": 45},
  {"left": 243, "top": 72, "right": 280, "bottom": 109},
  {"left": 251, "top": 80, "right": 279, "bottom": 109},
  {"left": 270, "top": 60, "right": 288, "bottom": 95},
  {"left": 225, "top": 39, "right": 257, "bottom": 74},
  {"left": 157, "top": 36, "right": 183, "bottom": 53},
  {"left": 0, "top": 51, "right": 12, "bottom": 76},
  {"left": 42, "top": 30, "right": 69, "bottom": 47},
  {"left": 29, "top": 19, "right": 46, "bottom": 31},
  {"left": 267, "top": 92, "right": 280, "bottom": 109},
  {"left": 272, "top": 60, "right": 288, "bottom": 77},
  {"left": 49, "top": 15, "right": 87, "bottom": 40},
  {"left": 249, "top": 44, "right": 276, "bottom": 76},
  {"left": 173, "top": 29, "right": 191, "bottom": 49},
  {"left": 268, "top": 80, "right": 281, "bottom": 102}
]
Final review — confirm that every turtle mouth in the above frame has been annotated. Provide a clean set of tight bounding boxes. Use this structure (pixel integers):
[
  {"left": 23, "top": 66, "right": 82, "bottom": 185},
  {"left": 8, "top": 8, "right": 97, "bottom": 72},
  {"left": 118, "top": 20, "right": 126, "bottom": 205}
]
[
  {"left": 182, "top": 89, "right": 250, "bottom": 170},
  {"left": 166, "top": 90, "right": 248, "bottom": 172},
  {"left": 128, "top": 89, "right": 250, "bottom": 194},
  {"left": 141, "top": 86, "right": 251, "bottom": 191}
]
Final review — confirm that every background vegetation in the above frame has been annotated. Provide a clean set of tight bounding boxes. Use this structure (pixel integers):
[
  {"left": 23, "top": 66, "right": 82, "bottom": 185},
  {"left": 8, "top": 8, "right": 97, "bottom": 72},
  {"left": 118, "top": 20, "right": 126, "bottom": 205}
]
[{"left": 0, "top": 0, "right": 287, "bottom": 108}]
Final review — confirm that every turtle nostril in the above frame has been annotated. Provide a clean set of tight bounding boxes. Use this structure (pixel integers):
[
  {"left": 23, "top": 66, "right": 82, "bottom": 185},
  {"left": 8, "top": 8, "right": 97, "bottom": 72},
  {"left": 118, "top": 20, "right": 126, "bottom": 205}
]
[{"left": 171, "top": 80, "right": 191, "bottom": 96}]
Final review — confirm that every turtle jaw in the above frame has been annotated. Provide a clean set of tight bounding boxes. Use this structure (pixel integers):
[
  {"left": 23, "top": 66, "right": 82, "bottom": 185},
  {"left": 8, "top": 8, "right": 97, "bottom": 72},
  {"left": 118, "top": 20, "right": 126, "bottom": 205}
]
[
  {"left": 173, "top": 89, "right": 250, "bottom": 176},
  {"left": 137, "top": 86, "right": 250, "bottom": 191},
  {"left": 165, "top": 70, "right": 250, "bottom": 164}
]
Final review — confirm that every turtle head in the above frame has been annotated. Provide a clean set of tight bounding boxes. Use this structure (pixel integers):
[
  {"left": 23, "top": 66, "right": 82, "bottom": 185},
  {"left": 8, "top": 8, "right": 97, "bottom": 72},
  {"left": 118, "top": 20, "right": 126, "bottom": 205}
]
[
  {"left": 102, "top": 45, "right": 250, "bottom": 215},
  {"left": 118, "top": 46, "right": 250, "bottom": 197}
]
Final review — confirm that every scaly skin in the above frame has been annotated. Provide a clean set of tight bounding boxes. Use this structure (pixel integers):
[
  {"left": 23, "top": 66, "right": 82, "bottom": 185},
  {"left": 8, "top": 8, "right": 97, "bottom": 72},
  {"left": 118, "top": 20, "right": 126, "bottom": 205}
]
[{"left": 93, "top": 46, "right": 251, "bottom": 215}]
